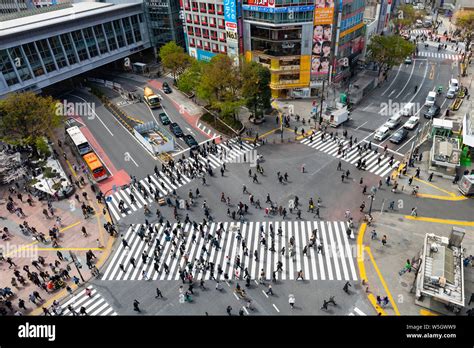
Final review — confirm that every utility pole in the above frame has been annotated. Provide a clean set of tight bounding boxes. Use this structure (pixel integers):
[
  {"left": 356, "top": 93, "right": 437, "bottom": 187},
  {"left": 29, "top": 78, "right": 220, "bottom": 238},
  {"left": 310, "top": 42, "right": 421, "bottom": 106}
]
[
  {"left": 69, "top": 251, "right": 85, "bottom": 282},
  {"left": 318, "top": 79, "right": 326, "bottom": 125}
]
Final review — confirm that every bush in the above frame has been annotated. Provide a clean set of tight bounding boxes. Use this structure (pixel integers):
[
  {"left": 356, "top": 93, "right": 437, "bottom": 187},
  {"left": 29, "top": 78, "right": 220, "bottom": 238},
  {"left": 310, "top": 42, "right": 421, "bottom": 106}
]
[{"left": 200, "top": 112, "right": 242, "bottom": 136}]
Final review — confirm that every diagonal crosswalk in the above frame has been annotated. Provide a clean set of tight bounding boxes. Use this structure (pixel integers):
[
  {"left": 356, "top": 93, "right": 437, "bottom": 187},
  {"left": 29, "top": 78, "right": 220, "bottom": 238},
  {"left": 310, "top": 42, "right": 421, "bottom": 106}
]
[
  {"left": 57, "top": 286, "right": 117, "bottom": 316},
  {"left": 300, "top": 132, "right": 400, "bottom": 178},
  {"left": 417, "top": 51, "right": 462, "bottom": 60},
  {"left": 106, "top": 138, "right": 258, "bottom": 221},
  {"left": 101, "top": 220, "right": 358, "bottom": 281}
]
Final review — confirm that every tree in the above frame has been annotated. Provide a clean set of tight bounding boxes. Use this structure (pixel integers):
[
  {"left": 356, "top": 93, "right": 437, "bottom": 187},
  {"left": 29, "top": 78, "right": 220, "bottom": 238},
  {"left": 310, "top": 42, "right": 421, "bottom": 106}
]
[
  {"left": 241, "top": 60, "right": 271, "bottom": 119},
  {"left": 177, "top": 59, "right": 206, "bottom": 94},
  {"left": 367, "top": 35, "right": 415, "bottom": 75},
  {"left": 392, "top": 5, "right": 424, "bottom": 33},
  {"left": 197, "top": 55, "right": 240, "bottom": 108},
  {"left": 455, "top": 10, "right": 474, "bottom": 52},
  {"left": 159, "top": 41, "right": 191, "bottom": 82},
  {"left": 0, "top": 92, "right": 61, "bottom": 152}
]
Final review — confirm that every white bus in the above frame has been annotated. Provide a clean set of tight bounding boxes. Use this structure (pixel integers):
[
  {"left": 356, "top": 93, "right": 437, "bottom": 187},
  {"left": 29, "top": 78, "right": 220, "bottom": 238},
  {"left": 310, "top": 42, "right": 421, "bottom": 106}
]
[{"left": 66, "top": 126, "right": 91, "bottom": 155}]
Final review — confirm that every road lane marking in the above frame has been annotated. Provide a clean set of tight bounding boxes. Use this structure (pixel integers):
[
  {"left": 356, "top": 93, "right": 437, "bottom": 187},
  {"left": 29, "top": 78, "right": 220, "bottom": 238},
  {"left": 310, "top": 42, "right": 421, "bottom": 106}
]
[
  {"left": 362, "top": 103, "right": 374, "bottom": 111},
  {"left": 125, "top": 152, "right": 139, "bottom": 167},
  {"left": 404, "top": 216, "right": 474, "bottom": 226},
  {"left": 233, "top": 293, "right": 239, "bottom": 300},
  {"left": 272, "top": 304, "right": 280, "bottom": 312},
  {"left": 395, "top": 60, "right": 416, "bottom": 98},
  {"left": 382, "top": 64, "right": 402, "bottom": 96},
  {"left": 243, "top": 306, "right": 249, "bottom": 315},
  {"left": 355, "top": 121, "right": 368, "bottom": 130},
  {"left": 69, "top": 94, "right": 114, "bottom": 136},
  {"left": 262, "top": 290, "right": 269, "bottom": 298},
  {"left": 413, "top": 177, "right": 459, "bottom": 197},
  {"left": 388, "top": 89, "right": 397, "bottom": 97}
]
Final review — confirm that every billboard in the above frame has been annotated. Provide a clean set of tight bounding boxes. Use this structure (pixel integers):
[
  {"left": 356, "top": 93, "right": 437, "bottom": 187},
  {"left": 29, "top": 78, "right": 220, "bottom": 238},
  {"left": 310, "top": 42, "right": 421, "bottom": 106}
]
[
  {"left": 311, "top": 0, "right": 334, "bottom": 78},
  {"left": 247, "top": 0, "right": 275, "bottom": 6}
]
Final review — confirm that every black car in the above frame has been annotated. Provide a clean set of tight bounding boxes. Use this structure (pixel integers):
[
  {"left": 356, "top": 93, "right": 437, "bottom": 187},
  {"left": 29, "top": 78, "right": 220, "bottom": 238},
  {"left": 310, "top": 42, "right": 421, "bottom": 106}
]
[
  {"left": 390, "top": 128, "right": 408, "bottom": 144},
  {"left": 184, "top": 134, "right": 198, "bottom": 149},
  {"left": 169, "top": 122, "right": 183, "bottom": 137},
  {"left": 423, "top": 104, "right": 441, "bottom": 119},
  {"left": 158, "top": 112, "right": 170, "bottom": 125},
  {"left": 162, "top": 82, "right": 172, "bottom": 94}
]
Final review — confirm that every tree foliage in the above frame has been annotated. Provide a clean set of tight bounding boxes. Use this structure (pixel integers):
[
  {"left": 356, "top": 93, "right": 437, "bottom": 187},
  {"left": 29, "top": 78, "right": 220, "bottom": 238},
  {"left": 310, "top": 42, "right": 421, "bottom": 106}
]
[
  {"left": 455, "top": 10, "right": 474, "bottom": 50},
  {"left": 177, "top": 60, "right": 206, "bottom": 94},
  {"left": 367, "top": 35, "right": 415, "bottom": 73},
  {"left": 241, "top": 60, "right": 272, "bottom": 119},
  {"left": 0, "top": 92, "right": 61, "bottom": 148},
  {"left": 159, "top": 41, "right": 191, "bottom": 82}
]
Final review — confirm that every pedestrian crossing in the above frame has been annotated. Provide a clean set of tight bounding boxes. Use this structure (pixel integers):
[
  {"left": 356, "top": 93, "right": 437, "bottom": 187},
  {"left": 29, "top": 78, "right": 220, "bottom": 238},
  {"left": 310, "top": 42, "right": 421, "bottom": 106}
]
[
  {"left": 410, "top": 29, "right": 431, "bottom": 36},
  {"left": 57, "top": 286, "right": 117, "bottom": 316},
  {"left": 300, "top": 132, "right": 400, "bottom": 178},
  {"left": 348, "top": 307, "right": 367, "bottom": 316},
  {"left": 197, "top": 122, "right": 219, "bottom": 139},
  {"left": 101, "top": 220, "right": 358, "bottom": 282},
  {"left": 106, "top": 138, "right": 258, "bottom": 221},
  {"left": 417, "top": 51, "right": 462, "bottom": 60}
]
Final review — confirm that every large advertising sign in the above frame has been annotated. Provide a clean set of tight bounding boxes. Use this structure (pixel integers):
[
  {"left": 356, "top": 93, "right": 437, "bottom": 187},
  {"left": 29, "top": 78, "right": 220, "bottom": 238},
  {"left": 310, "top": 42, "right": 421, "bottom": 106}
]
[
  {"left": 247, "top": 0, "right": 275, "bottom": 7},
  {"left": 311, "top": 0, "right": 334, "bottom": 78}
]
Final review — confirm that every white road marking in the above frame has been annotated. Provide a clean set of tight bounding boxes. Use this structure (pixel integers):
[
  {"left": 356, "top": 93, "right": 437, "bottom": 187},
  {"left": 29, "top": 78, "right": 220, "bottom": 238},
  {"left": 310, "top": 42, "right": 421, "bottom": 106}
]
[
  {"left": 262, "top": 290, "right": 269, "bottom": 298},
  {"left": 355, "top": 121, "right": 368, "bottom": 130},
  {"left": 381, "top": 64, "right": 402, "bottom": 96},
  {"left": 273, "top": 304, "right": 280, "bottom": 312},
  {"left": 362, "top": 103, "right": 373, "bottom": 111},
  {"left": 395, "top": 61, "right": 416, "bottom": 98},
  {"left": 69, "top": 94, "right": 114, "bottom": 136}
]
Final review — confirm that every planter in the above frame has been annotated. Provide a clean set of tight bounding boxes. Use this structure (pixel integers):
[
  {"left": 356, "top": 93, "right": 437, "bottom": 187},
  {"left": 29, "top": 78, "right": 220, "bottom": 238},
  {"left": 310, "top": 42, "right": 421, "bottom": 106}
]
[{"left": 451, "top": 98, "right": 463, "bottom": 111}]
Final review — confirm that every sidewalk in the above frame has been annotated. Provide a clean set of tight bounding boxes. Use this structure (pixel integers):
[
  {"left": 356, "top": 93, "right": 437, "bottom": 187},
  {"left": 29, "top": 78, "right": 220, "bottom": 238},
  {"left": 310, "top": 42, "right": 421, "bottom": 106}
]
[
  {"left": 0, "top": 127, "right": 114, "bottom": 316},
  {"left": 359, "top": 213, "right": 474, "bottom": 315}
]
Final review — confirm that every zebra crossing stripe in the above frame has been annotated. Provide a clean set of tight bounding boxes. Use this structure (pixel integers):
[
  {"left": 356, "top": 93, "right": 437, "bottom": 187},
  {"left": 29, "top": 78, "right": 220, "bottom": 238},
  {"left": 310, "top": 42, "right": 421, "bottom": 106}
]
[
  {"left": 320, "top": 222, "right": 333, "bottom": 280},
  {"left": 314, "top": 221, "right": 325, "bottom": 280},
  {"left": 61, "top": 286, "right": 117, "bottom": 316},
  {"left": 354, "top": 307, "right": 366, "bottom": 315}
]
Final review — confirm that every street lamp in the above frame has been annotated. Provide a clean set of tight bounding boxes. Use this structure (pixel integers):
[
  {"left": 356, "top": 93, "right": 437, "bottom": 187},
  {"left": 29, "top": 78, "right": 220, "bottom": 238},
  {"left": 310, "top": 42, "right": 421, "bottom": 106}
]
[{"left": 368, "top": 186, "right": 377, "bottom": 216}]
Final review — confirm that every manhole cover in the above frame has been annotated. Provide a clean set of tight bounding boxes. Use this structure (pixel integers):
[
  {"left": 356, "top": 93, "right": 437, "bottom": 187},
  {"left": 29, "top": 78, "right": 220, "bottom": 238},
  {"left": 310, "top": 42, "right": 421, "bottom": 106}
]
[{"left": 400, "top": 281, "right": 408, "bottom": 287}]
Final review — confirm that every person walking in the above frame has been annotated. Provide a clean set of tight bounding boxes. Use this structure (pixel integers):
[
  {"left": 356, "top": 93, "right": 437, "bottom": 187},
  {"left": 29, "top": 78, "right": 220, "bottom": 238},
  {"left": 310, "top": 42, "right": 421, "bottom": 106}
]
[
  {"left": 296, "top": 270, "right": 304, "bottom": 281},
  {"left": 266, "top": 284, "right": 274, "bottom": 296},
  {"left": 289, "top": 294, "right": 295, "bottom": 309},
  {"left": 226, "top": 305, "right": 232, "bottom": 316},
  {"left": 382, "top": 235, "right": 387, "bottom": 246},
  {"left": 133, "top": 299, "right": 141, "bottom": 312}
]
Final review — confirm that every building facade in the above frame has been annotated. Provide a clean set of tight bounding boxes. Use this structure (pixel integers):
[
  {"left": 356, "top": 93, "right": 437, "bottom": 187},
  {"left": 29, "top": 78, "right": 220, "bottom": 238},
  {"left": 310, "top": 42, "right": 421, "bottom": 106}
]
[
  {"left": 0, "top": 2, "right": 151, "bottom": 97},
  {"left": 145, "top": 0, "right": 185, "bottom": 49},
  {"left": 0, "top": 0, "right": 72, "bottom": 15},
  {"left": 180, "top": 0, "right": 241, "bottom": 62}
]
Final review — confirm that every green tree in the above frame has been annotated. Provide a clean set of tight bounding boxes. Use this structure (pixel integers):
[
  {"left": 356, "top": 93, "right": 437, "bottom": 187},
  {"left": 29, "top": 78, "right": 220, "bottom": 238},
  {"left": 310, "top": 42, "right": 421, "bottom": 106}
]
[
  {"left": 159, "top": 41, "right": 191, "bottom": 82},
  {"left": 241, "top": 60, "right": 271, "bottom": 119},
  {"left": 367, "top": 35, "right": 415, "bottom": 75},
  {"left": 197, "top": 54, "right": 240, "bottom": 108},
  {"left": 0, "top": 92, "right": 61, "bottom": 153},
  {"left": 455, "top": 10, "right": 474, "bottom": 52},
  {"left": 177, "top": 59, "right": 206, "bottom": 94}
]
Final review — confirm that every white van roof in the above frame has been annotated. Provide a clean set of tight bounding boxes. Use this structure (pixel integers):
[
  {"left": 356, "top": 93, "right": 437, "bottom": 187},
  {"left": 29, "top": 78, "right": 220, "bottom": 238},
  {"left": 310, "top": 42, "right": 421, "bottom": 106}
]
[
  {"left": 377, "top": 125, "right": 389, "bottom": 132},
  {"left": 428, "top": 91, "right": 437, "bottom": 97}
]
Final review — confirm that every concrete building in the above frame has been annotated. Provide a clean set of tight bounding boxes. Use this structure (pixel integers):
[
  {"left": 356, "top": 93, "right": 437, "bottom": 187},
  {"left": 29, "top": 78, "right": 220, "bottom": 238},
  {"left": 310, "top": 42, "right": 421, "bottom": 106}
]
[
  {"left": 242, "top": 0, "right": 314, "bottom": 98},
  {"left": 180, "top": 0, "right": 241, "bottom": 62},
  {"left": 0, "top": 0, "right": 72, "bottom": 15},
  {"left": 0, "top": 1, "right": 151, "bottom": 97},
  {"left": 145, "top": 0, "right": 185, "bottom": 49}
]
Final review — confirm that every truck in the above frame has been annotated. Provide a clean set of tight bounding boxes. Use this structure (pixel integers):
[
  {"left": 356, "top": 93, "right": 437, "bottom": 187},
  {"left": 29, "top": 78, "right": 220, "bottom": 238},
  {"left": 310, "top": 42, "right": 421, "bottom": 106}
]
[
  {"left": 321, "top": 105, "right": 350, "bottom": 127},
  {"left": 143, "top": 87, "right": 161, "bottom": 109}
]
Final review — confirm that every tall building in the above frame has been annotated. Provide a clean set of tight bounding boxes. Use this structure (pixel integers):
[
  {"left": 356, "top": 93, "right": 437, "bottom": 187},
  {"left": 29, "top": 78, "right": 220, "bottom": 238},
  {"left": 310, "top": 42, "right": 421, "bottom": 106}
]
[
  {"left": 0, "top": 2, "right": 151, "bottom": 97},
  {"left": 0, "top": 0, "right": 72, "bottom": 16},
  {"left": 180, "top": 0, "right": 241, "bottom": 62},
  {"left": 242, "top": 0, "right": 314, "bottom": 98},
  {"left": 145, "top": 0, "right": 185, "bottom": 49}
]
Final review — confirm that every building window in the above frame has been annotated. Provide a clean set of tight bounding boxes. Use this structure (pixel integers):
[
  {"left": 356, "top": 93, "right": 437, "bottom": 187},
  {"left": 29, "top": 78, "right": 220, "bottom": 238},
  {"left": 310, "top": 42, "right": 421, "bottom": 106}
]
[
  {"left": 131, "top": 15, "right": 142, "bottom": 42},
  {"left": 59, "top": 33, "right": 78, "bottom": 65},
  {"left": 113, "top": 20, "right": 126, "bottom": 48},
  {"left": 208, "top": 3, "right": 215, "bottom": 13},
  {"left": 71, "top": 30, "right": 89, "bottom": 61},
  {"left": 83, "top": 27, "right": 99, "bottom": 58},
  {"left": 103, "top": 22, "right": 118, "bottom": 51},
  {"left": 217, "top": 4, "right": 223, "bottom": 14},
  {"left": 7, "top": 46, "right": 32, "bottom": 81},
  {"left": 0, "top": 50, "right": 19, "bottom": 86},
  {"left": 122, "top": 17, "right": 135, "bottom": 45},
  {"left": 22, "top": 42, "right": 44, "bottom": 77},
  {"left": 48, "top": 36, "right": 68, "bottom": 68},
  {"left": 94, "top": 25, "right": 109, "bottom": 54},
  {"left": 36, "top": 39, "right": 56, "bottom": 73}
]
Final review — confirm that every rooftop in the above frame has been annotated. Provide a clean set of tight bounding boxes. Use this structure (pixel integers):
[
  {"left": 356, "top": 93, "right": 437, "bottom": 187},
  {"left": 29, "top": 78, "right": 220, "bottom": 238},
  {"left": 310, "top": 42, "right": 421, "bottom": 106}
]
[{"left": 0, "top": 2, "right": 140, "bottom": 37}]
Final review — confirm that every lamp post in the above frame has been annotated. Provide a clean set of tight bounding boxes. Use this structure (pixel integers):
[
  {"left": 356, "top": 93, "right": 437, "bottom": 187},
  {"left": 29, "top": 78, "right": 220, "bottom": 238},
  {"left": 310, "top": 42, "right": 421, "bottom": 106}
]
[{"left": 368, "top": 186, "right": 377, "bottom": 216}]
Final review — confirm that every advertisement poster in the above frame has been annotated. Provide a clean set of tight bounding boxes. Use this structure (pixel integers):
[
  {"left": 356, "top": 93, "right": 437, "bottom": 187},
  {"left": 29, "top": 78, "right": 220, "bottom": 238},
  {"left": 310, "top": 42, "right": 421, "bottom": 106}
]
[{"left": 311, "top": 0, "right": 334, "bottom": 77}]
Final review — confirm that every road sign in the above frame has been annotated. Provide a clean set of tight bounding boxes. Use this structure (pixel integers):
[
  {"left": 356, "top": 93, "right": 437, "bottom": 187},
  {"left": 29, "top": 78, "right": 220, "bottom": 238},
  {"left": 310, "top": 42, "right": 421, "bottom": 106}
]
[{"left": 106, "top": 196, "right": 112, "bottom": 203}]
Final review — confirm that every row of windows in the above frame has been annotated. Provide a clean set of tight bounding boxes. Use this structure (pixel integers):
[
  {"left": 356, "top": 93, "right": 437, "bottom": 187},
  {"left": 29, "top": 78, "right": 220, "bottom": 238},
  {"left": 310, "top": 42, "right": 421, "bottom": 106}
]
[
  {"left": 185, "top": 13, "right": 226, "bottom": 27},
  {"left": 188, "top": 38, "right": 227, "bottom": 53},
  {"left": 340, "top": 11, "right": 363, "bottom": 32},
  {"left": 338, "top": 27, "right": 363, "bottom": 46},
  {"left": 184, "top": 1, "right": 223, "bottom": 14},
  {"left": 243, "top": 10, "right": 313, "bottom": 24},
  {"left": 187, "top": 27, "right": 226, "bottom": 41},
  {"left": 341, "top": 0, "right": 365, "bottom": 16},
  {"left": 0, "top": 15, "right": 143, "bottom": 87}
]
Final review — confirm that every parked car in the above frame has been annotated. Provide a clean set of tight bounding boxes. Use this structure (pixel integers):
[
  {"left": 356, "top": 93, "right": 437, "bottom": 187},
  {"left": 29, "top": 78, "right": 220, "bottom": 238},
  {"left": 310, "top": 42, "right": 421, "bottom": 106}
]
[
  {"left": 374, "top": 125, "right": 391, "bottom": 141},
  {"left": 169, "top": 122, "right": 183, "bottom": 137},
  {"left": 162, "top": 82, "right": 172, "bottom": 94},
  {"left": 405, "top": 56, "right": 413, "bottom": 64},
  {"left": 158, "top": 112, "right": 171, "bottom": 125},
  {"left": 424, "top": 104, "right": 441, "bottom": 119},
  {"left": 425, "top": 91, "right": 437, "bottom": 107},
  {"left": 384, "top": 113, "right": 402, "bottom": 129},
  {"left": 183, "top": 134, "right": 198, "bottom": 149},
  {"left": 403, "top": 116, "right": 420, "bottom": 130},
  {"left": 446, "top": 87, "right": 457, "bottom": 99},
  {"left": 390, "top": 128, "right": 408, "bottom": 144}
]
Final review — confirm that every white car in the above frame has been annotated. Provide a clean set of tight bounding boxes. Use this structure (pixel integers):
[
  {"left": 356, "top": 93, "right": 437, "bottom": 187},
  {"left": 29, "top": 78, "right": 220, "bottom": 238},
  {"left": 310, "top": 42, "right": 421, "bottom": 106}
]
[
  {"left": 403, "top": 116, "right": 420, "bottom": 130},
  {"left": 449, "top": 78, "right": 459, "bottom": 92},
  {"left": 374, "top": 125, "right": 391, "bottom": 141},
  {"left": 446, "top": 87, "right": 457, "bottom": 99},
  {"left": 425, "top": 91, "right": 437, "bottom": 107}
]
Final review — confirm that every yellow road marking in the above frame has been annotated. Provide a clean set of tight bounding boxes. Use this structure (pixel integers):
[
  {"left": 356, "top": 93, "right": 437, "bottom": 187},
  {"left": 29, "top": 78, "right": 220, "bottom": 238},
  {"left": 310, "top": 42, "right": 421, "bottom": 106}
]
[
  {"left": 365, "top": 247, "right": 401, "bottom": 315},
  {"left": 66, "top": 159, "right": 77, "bottom": 178},
  {"left": 417, "top": 193, "right": 467, "bottom": 201},
  {"left": 420, "top": 309, "right": 439, "bottom": 316},
  {"left": 405, "top": 215, "right": 474, "bottom": 226},
  {"left": 4, "top": 240, "right": 39, "bottom": 257},
  {"left": 59, "top": 221, "right": 81, "bottom": 233},
  {"left": 413, "top": 177, "right": 458, "bottom": 197}
]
